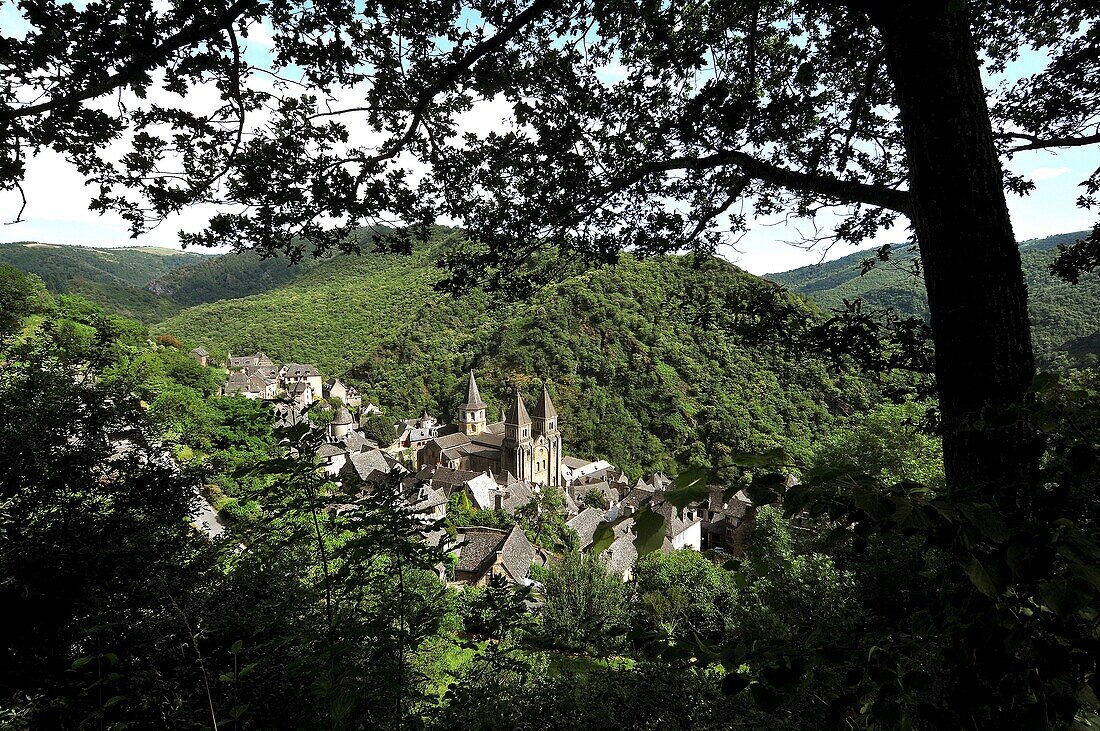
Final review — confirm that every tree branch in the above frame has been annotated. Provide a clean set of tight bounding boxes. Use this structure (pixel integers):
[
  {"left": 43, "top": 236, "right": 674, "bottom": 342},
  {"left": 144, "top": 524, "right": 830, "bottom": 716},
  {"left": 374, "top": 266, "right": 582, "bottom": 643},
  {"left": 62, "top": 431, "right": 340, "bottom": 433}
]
[
  {"left": 999, "top": 130, "right": 1100, "bottom": 152},
  {"left": 368, "top": 0, "right": 559, "bottom": 165},
  {"left": 0, "top": 0, "right": 260, "bottom": 122},
  {"left": 617, "top": 150, "right": 912, "bottom": 215}
]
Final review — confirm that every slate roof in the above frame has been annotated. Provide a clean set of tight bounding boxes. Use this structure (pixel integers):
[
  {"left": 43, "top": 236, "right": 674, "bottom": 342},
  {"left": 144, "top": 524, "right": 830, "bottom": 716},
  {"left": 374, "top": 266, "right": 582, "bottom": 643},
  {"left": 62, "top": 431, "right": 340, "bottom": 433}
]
[
  {"left": 344, "top": 449, "right": 401, "bottom": 483},
  {"left": 562, "top": 455, "right": 593, "bottom": 469},
  {"left": 469, "top": 431, "right": 505, "bottom": 448},
  {"left": 317, "top": 442, "right": 346, "bottom": 458},
  {"left": 460, "top": 371, "right": 486, "bottom": 410},
  {"left": 575, "top": 480, "right": 619, "bottom": 507},
  {"left": 432, "top": 431, "right": 472, "bottom": 451},
  {"left": 500, "top": 480, "right": 534, "bottom": 514},
  {"left": 562, "top": 489, "right": 580, "bottom": 516},
  {"left": 282, "top": 363, "right": 321, "bottom": 378},
  {"left": 273, "top": 404, "right": 308, "bottom": 428},
  {"left": 621, "top": 485, "right": 657, "bottom": 511},
  {"left": 454, "top": 525, "right": 534, "bottom": 582},
  {"left": 605, "top": 532, "right": 638, "bottom": 579},
  {"left": 657, "top": 502, "right": 702, "bottom": 539},
  {"left": 407, "top": 484, "right": 446, "bottom": 513},
  {"left": 331, "top": 406, "right": 354, "bottom": 425},
  {"left": 504, "top": 390, "right": 531, "bottom": 426},
  {"left": 567, "top": 507, "right": 608, "bottom": 550},
  {"left": 465, "top": 473, "right": 498, "bottom": 510},
  {"left": 227, "top": 352, "right": 273, "bottom": 369},
  {"left": 190, "top": 347, "right": 209, "bottom": 357},
  {"left": 417, "top": 465, "right": 481, "bottom": 493}
]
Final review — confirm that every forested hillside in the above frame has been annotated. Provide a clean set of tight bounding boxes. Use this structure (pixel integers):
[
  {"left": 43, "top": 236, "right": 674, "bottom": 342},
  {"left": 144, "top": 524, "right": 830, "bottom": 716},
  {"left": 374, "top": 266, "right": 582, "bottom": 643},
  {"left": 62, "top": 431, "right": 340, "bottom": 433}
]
[
  {"left": 769, "top": 231, "right": 1100, "bottom": 367},
  {"left": 0, "top": 242, "right": 209, "bottom": 321},
  {"left": 148, "top": 249, "right": 318, "bottom": 305},
  {"left": 158, "top": 241, "right": 872, "bottom": 476}
]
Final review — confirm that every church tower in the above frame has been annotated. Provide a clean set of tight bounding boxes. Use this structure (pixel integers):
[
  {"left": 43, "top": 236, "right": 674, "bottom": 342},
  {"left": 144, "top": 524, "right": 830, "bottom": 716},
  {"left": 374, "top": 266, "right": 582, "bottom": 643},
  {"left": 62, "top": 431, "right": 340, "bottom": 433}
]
[
  {"left": 531, "top": 385, "right": 562, "bottom": 486},
  {"left": 502, "top": 389, "right": 533, "bottom": 481},
  {"left": 458, "top": 371, "right": 488, "bottom": 435}
]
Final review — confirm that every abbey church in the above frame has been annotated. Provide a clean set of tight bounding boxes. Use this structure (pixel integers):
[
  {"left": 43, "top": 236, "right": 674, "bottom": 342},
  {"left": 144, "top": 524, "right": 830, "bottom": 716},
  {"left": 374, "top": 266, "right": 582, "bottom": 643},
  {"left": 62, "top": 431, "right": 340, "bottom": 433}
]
[{"left": 418, "top": 372, "right": 563, "bottom": 486}]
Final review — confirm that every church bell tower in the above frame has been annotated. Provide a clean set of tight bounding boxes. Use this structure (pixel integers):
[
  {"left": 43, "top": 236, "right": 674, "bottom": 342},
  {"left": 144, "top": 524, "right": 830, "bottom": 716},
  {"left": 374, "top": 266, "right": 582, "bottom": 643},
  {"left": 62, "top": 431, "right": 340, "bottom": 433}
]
[
  {"left": 531, "top": 385, "right": 562, "bottom": 486},
  {"left": 502, "top": 389, "right": 533, "bottom": 481},
  {"left": 458, "top": 371, "right": 488, "bottom": 435}
]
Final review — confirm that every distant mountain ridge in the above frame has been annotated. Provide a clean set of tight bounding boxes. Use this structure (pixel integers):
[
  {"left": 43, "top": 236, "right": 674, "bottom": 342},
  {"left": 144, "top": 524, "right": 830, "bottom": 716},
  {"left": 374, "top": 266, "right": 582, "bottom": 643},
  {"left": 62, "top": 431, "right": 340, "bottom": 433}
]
[
  {"left": 0, "top": 242, "right": 212, "bottom": 321},
  {"left": 0, "top": 241, "right": 321, "bottom": 321},
  {"left": 768, "top": 230, "right": 1100, "bottom": 368}
]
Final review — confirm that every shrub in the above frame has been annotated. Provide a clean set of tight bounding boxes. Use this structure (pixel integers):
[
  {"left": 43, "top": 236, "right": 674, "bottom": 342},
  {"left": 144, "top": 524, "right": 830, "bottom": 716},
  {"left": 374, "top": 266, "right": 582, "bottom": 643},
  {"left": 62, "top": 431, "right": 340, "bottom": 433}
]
[{"left": 155, "top": 333, "right": 183, "bottom": 349}]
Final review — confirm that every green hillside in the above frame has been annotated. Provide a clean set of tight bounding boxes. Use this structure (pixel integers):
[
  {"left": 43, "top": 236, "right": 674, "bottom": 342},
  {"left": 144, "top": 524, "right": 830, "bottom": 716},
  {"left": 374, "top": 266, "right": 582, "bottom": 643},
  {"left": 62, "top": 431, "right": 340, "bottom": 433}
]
[
  {"left": 148, "top": 249, "right": 318, "bottom": 305},
  {"left": 0, "top": 242, "right": 210, "bottom": 322},
  {"left": 768, "top": 231, "right": 1100, "bottom": 368},
  {"left": 157, "top": 242, "right": 871, "bottom": 475}
]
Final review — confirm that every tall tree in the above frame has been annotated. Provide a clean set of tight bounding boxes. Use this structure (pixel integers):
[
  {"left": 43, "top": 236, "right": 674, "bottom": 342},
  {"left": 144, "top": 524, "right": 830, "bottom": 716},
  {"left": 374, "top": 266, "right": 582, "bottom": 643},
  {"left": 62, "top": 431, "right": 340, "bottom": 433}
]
[{"left": 4, "top": 1, "right": 1099, "bottom": 498}]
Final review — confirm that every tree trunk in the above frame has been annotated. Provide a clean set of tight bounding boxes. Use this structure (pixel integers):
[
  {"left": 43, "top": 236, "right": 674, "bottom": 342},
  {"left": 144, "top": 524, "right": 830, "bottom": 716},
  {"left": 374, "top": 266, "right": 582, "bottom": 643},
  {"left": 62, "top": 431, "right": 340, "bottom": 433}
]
[{"left": 872, "top": 1, "right": 1039, "bottom": 500}]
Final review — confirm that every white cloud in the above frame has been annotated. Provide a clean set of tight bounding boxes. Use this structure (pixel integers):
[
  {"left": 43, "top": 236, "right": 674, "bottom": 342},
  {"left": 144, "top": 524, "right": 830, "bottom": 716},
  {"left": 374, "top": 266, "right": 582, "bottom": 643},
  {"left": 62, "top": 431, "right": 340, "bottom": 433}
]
[{"left": 1028, "top": 166, "right": 1071, "bottom": 181}]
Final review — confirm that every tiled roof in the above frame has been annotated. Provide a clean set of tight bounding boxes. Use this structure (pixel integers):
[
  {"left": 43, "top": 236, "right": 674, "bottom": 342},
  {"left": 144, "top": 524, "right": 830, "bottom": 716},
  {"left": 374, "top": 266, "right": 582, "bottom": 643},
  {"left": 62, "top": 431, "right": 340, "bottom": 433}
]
[
  {"left": 500, "top": 480, "right": 534, "bottom": 513},
  {"left": 465, "top": 474, "right": 498, "bottom": 510},
  {"left": 605, "top": 532, "right": 638, "bottom": 579},
  {"left": 344, "top": 449, "right": 400, "bottom": 483},
  {"left": 282, "top": 363, "right": 321, "bottom": 378},
  {"left": 454, "top": 525, "right": 534, "bottom": 582},
  {"left": 432, "top": 431, "right": 472, "bottom": 450},
  {"left": 454, "top": 527, "right": 507, "bottom": 574},
  {"left": 469, "top": 431, "right": 505, "bottom": 448}
]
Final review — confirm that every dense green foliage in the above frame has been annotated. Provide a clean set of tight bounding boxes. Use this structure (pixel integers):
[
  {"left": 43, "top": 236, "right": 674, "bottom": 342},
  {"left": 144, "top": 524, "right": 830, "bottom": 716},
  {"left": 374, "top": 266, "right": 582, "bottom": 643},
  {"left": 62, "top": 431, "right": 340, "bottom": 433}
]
[
  {"left": 633, "top": 550, "right": 738, "bottom": 642},
  {"left": 160, "top": 238, "right": 872, "bottom": 476},
  {"left": 4, "top": 271, "right": 1098, "bottom": 727},
  {"left": 149, "top": 249, "right": 319, "bottom": 305},
  {"left": 0, "top": 263, "right": 48, "bottom": 338},
  {"left": 0, "top": 242, "right": 209, "bottom": 322},
  {"left": 770, "top": 231, "right": 1100, "bottom": 368},
  {"left": 541, "top": 551, "right": 631, "bottom": 654}
]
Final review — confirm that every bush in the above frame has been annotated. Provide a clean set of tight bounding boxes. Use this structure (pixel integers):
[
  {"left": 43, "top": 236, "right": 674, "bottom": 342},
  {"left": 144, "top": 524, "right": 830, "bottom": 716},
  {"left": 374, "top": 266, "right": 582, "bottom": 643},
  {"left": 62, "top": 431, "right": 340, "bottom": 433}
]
[
  {"left": 540, "top": 551, "right": 629, "bottom": 653},
  {"left": 155, "top": 333, "right": 183, "bottom": 349},
  {"left": 633, "top": 549, "right": 737, "bottom": 641},
  {"left": 218, "top": 498, "right": 262, "bottom": 524}
]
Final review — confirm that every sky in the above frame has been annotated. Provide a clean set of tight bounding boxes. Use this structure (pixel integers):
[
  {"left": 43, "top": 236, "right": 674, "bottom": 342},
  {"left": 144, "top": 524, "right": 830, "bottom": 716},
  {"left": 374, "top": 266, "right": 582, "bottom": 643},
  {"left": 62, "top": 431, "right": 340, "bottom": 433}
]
[{"left": 2, "top": 8, "right": 1097, "bottom": 275}]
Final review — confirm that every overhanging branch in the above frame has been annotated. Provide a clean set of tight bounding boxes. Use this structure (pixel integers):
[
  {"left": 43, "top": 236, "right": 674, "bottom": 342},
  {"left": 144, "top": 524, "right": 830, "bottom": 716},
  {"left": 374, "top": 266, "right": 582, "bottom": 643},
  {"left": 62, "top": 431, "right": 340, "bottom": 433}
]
[
  {"left": 618, "top": 150, "right": 912, "bottom": 215},
  {"left": 999, "top": 130, "right": 1100, "bottom": 153},
  {"left": 0, "top": 0, "right": 260, "bottom": 123}
]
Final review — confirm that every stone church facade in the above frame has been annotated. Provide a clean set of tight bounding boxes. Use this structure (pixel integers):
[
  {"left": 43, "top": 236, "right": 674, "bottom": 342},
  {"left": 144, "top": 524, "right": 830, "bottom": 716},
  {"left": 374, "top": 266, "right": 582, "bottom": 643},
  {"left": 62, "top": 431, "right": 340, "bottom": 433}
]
[{"left": 418, "top": 371, "right": 563, "bottom": 487}]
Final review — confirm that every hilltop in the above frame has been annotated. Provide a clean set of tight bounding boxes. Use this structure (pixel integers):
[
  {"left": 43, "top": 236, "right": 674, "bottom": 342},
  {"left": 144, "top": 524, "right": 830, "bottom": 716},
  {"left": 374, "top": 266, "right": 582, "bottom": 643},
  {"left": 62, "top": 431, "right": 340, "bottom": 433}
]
[
  {"left": 768, "top": 231, "right": 1100, "bottom": 367},
  {"left": 157, "top": 239, "right": 871, "bottom": 476}
]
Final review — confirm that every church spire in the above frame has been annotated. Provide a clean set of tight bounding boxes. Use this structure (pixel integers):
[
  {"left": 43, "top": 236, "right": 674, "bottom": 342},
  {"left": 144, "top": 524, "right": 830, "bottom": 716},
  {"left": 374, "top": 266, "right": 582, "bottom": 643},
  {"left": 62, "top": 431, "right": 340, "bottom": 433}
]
[
  {"left": 460, "top": 370, "right": 486, "bottom": 410},
  {"left": 532, "top": 385, "right": 557, "bottom": 421},
  {"left": 458, "top": 370, "right": 488, "bottom": 435},
  {"left": 505, "top": 389, "right": 531, "bottom": 426}
]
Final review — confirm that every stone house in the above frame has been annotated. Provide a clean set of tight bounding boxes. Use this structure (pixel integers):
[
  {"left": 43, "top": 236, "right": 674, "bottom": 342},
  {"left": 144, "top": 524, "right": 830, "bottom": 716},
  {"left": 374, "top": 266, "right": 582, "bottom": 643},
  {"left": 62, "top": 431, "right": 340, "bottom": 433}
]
[
  {"left": 323, "top": 377, "right": 362, "bottom": 409},
  {"left": 451, "top": 525, "right": 535, "bottom": 586},
  {"left": 280, "top": 363, "right": 323, "bottom": 398},
  {"left": 227, "top": 351, "right": 274, "bottom": 370}
]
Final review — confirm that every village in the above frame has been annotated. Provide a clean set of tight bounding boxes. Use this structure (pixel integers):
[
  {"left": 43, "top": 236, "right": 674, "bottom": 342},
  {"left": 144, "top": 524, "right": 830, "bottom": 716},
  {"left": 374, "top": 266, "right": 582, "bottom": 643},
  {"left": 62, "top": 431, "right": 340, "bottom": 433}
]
[{"left": 207, "top": 348, "right": 758, "bottom": 588}]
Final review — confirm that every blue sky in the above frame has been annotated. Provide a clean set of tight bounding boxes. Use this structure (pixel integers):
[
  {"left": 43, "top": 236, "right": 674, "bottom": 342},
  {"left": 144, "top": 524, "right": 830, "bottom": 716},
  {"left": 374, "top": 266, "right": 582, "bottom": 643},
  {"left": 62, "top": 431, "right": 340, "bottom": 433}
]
[{"left": 1, "top": 7, "right": 1095, "bottom": 275}]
